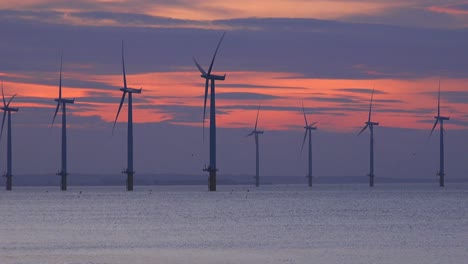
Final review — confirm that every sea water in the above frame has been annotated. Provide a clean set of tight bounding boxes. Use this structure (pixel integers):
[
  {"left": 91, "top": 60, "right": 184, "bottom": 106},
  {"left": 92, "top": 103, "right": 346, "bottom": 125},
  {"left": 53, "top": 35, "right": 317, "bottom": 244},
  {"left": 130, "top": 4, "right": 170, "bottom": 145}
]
[{"left": 0, "top": 184, "right": 467, "bottom": 264}]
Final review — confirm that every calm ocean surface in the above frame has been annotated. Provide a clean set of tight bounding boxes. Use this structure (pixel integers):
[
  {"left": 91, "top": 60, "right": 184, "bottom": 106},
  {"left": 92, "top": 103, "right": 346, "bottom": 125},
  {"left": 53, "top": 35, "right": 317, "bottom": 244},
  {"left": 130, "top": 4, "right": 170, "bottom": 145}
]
[{"left": 1, "top": 184, "right": 467, "bottom": 264}]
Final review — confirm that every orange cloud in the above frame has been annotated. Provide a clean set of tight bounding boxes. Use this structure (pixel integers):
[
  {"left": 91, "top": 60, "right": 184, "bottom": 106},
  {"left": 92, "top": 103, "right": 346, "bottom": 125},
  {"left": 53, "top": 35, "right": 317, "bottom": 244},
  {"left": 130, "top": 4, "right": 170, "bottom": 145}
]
[
  {"left": 184, "top": 0, "right": 396, "bottom": 20},
  {"left": 4, "top": 69, "right": 468, "bottom": 132},
  {"left": 0, "top": 0, "right": 402, "bottom": 27}
]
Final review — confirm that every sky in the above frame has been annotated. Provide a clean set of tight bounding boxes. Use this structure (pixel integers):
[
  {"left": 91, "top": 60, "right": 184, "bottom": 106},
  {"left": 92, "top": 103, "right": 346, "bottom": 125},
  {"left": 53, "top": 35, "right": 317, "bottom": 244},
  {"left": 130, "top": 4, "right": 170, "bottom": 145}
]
[{"left": 0, "top": 0, "right": 467, "bottom": 182}]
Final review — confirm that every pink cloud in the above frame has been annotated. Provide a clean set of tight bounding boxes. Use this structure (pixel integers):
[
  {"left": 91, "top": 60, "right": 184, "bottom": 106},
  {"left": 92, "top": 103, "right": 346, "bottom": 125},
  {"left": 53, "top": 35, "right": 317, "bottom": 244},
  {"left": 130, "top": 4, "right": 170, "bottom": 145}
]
[{"left": 427, "top": 5, "right": 468, "bottom": 15}]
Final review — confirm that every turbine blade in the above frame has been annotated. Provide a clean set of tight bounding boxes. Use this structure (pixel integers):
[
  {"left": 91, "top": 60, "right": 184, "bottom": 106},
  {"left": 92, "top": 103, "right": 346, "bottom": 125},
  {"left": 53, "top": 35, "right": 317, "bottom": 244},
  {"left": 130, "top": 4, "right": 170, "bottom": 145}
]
[
  {"left": 122, "top": 40, "right": 127, "bottom": 89},
  {"left": 112, "top": 91, "right": 127, "bottom": 134},
  {"left": 430, "top": 119, "right": 438, "bottom": 137},
  {"left": 207, "top": 32, "right": 226, "bottom": 75},
  {"left": 246, "top": 131, "right": 254, "bottom": 137},
  {"left": 254, "top": 105, "right": 260, "bottom": 131},
  {"left": 51, "top": 102, "right": 60, "bottom": 126},
  {"left": 358, "top": 124, "right": 369, "bottom": 135},
  {"left": 193, "top": 57, "right": 207, "bottom": 76},
  {"left": 301, "top": 129, "right": 308, "bottom": 153},
  {"left": 203, "top": 79, "right": 209, "bottom": 120},
  {"left": 6, "top": 94, "right": 16, "bottom": 107},
  {"left": 310, "top": 122, "right": 318, "bottom": 126},
  {"left": 0, "top": 111, "right": 5, "bottom": 143},
  {"left": 59, "top": 52, "right": 63, "bottom": 99},
  {"left": 1, "top": 82, "right": 6, "bottom": 108},
  {"left": 302, "top": 101, "right": 308, "bottom": 127},
  {"left": 437, "top": 79, "right": 441, "bottom": 117},
  {"left": 202, "top": 78, "right": 210, "bottom": 141},
  {"left": 368, "top": 87, "right": 375, "bottom": 122},
  {"left": 202, "top": 118, "right": 205, "bottom": 141}
]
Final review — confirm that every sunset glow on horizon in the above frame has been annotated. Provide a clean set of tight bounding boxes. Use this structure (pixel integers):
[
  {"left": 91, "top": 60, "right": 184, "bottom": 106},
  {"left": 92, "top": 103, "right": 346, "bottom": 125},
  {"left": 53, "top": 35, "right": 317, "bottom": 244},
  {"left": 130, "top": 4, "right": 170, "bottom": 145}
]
[
  {"left": 3, "top": 69, "right": 467, "bottom": 132},
  {"left": 1, "top": 0, "right": 468, "bottom": 29},
  {"left": 0, "top": 0, "right": 467, "bottom": 178},
  {"left": 1, "top": 0, "right": 466, "bottom": 135}
]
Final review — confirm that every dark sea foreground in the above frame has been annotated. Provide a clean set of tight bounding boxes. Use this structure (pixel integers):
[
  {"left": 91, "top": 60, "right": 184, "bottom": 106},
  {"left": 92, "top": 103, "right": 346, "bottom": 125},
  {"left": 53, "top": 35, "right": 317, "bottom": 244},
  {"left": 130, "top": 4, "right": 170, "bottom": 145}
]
[{"left": 1, "top": 184, "right": 467, "bottom": 264}]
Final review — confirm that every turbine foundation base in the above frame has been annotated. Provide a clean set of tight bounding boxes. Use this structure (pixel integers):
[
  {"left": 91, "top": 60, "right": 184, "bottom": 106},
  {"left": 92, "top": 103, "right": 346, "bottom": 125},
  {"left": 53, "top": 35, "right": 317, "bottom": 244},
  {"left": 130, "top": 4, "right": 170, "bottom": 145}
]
[
  {"left": 209, "top": 170, "right": 216, "bottom": 192},
  {"left": 61, "top": 175, "right": 67, "bottom": 191},
  {"left": 439, "top": 174, "right": 445, "bottom": 187},
  {"left": 6, "top": 175, "right": 12, "bottom": 191},
  {"left": 127, "top": 173, "right": 134, "bottom": 191}
]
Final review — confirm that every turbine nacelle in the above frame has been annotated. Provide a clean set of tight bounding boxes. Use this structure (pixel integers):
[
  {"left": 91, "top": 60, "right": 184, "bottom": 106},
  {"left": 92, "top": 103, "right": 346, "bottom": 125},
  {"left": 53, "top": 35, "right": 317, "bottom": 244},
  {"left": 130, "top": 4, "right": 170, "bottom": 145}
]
[
  {"left": 435, "top": 116, "right": 450, "bottom": 121},
  {"left": 1, "top": 106, "right": 18, "bottom": 112},
  {"left": 366, "top": 121, "right": 379, "bottom": 126},
  {"left": 120, "top": 87, "right": 142, "bottom": 94},
  {"left": 54, "top": 98, "right": 75, "bottom": 104},
  {"left": 200, "top": 73, "right": 226, "bottom": 80},
  {"left": 248, "top": 130, "right": 264, "bottom": 136},
  {"left": 304, "top": 125, "right": 317, "bottom": 130}
]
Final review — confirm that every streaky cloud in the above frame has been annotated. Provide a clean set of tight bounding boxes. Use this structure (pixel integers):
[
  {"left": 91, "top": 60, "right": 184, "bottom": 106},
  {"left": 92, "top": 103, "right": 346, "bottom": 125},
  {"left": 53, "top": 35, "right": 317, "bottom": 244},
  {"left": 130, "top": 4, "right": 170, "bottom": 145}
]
[
  {"left": 197, "top": 92, "right": 281, "bottom": 100},
  {"left": 218, "top": 83, "right": 308, "bottom": 90},
  {"left": 336, "top": 88, "right": 387, "bottom": 95}
]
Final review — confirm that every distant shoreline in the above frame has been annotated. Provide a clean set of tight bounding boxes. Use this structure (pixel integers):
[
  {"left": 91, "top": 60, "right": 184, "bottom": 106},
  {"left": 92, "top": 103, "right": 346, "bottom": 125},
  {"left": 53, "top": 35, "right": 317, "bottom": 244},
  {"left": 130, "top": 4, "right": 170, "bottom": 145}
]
[{"left": 8, "top": 174, "right": 468, "bottom": 187}]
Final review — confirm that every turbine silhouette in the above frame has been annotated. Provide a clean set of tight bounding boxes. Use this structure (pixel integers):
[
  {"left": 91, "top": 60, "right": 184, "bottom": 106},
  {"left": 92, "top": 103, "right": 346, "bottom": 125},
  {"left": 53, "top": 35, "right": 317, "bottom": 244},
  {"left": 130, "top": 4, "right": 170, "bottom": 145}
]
[
  {"left": 0, "top": 82, "right": 18, "bottom": 191},
  {"left": 247, "top": 105, "right": 264, "bottom": 187},
  {"left": 301, "top": 103, "right": 317, "bottom": 187},
  {"left": 358, "top": 88, "right": 379, "bottom": 187},
  {"left": 52, "top": 53, "right": 75, "bottom": 191},
  {"left": 113, "top": 41, "right": 142, "bottom": 191},
  {"left": 429, "top": 80, "right": 449, "bottom": 187},
  {"left": 193, "top": 32, "right": 226, "bottom": 191}
]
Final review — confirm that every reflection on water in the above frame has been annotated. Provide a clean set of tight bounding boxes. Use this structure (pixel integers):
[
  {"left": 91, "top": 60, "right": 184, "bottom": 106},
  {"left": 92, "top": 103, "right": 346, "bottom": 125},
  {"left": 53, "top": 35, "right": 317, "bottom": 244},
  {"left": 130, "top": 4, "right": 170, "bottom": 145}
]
[{"left": 1, "top": 184, "right": 467, "bottom": 264}]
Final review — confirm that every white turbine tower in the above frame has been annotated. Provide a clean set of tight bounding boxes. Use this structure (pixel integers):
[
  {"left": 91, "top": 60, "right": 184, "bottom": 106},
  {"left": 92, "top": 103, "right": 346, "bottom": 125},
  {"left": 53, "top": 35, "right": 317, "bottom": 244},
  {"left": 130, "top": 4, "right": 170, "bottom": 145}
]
[
  {"left": 0, "top": 82, "right": 18, "bottom": 191},
  {"left": 358, "top": 88, "right": 379, "bottom": 187},
  {"left": 430, "top": 80, "right": 449, "bottom": 187},
  {"left": 113, "top": 41, "right": 142, "bottom": 191},
  {"left": 193, "top": 32, "right": 226, "bottom": 192},
  {"left": 247, "top": 105, "right": 264, "bottom": 187},
  {"left": 301, "top": 103, "right": 317, "bottom": 187},
  {"left": 52, "top": 53, "right": 75, "bottom": 191}
]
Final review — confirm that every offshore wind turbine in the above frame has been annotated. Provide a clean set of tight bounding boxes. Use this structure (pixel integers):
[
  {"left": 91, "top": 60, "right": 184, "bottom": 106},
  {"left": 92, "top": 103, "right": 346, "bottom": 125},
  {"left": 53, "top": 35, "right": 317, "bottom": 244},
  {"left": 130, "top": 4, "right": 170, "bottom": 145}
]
[
  {"left": 301, "top": 103, "right": 317, "bottom": 187},
  {"left": 51, "top": 54, "right": 75, "bottom": 191},
  {"left": 430, "top": 80, "right": 449, "bottom": 187},
  {"left": 113, "top": 41, "right": 142, "bottom": 191},
  {"left": 193, "top": 32, "right": 226, "bottom": 192},
  {"left": 0, "top": 82, "right": 19, "bottom": 191},
  {"left": 247, "top": 105, "right": 264, "bottom": 187},
  {"left": 358, "top": 88, "right": 379, "bottom": 187}
]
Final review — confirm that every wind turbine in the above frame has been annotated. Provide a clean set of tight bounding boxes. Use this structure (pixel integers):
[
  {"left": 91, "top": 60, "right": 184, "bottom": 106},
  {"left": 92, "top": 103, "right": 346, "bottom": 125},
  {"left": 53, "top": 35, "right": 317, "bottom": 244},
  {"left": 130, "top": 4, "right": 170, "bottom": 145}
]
[
  {"left": 52, "top": 53, "right": 75, "bottom": 191},
  {"left": 358, "top": 88, "right": 379, "bottom": 187},
  {"left": 0, "top": 82, "right": 19, "bottom": 191},
  {"left": 193, "top": 32, "right": 226, "bottom": 192},
  {"left": 301, "top": 103, "right": 317, "bottom": 187},
  {"left": 247, "top": 105, "right": 264, "bottom": 187},
  {"left": 113, "top": 41, "right": 142, "bottom": 191},
  {"left": 430, "top": 80, "right": 449, "bottom": 187}
]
